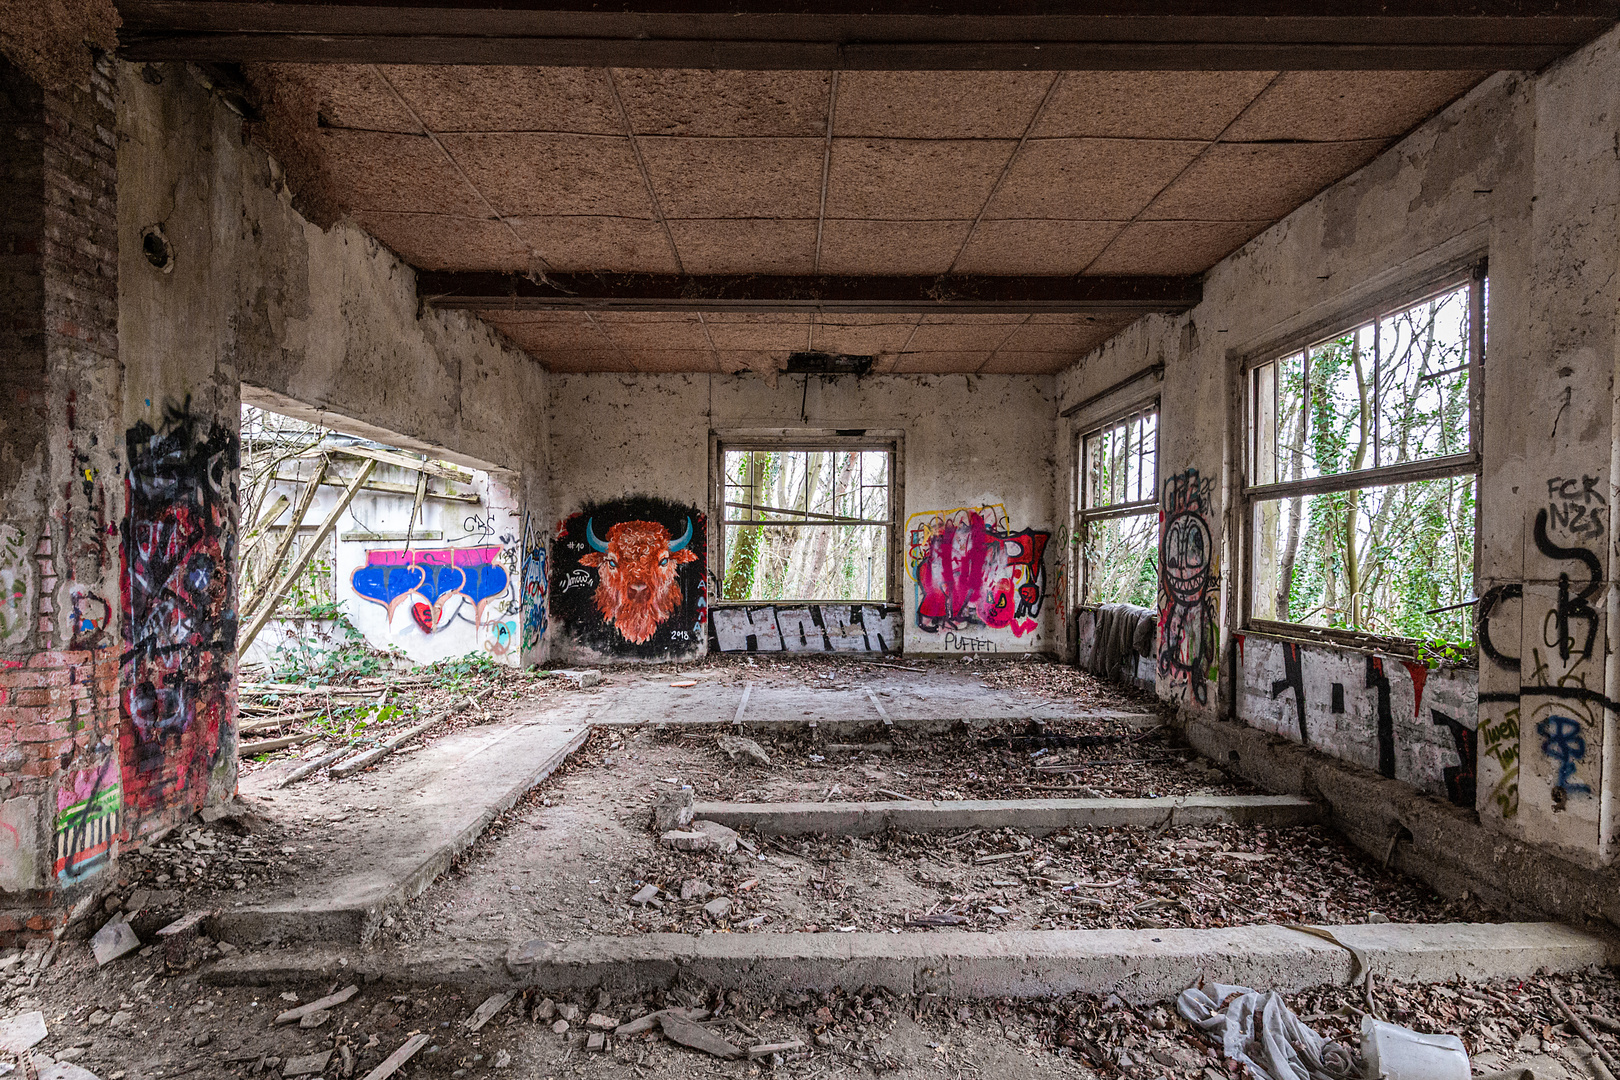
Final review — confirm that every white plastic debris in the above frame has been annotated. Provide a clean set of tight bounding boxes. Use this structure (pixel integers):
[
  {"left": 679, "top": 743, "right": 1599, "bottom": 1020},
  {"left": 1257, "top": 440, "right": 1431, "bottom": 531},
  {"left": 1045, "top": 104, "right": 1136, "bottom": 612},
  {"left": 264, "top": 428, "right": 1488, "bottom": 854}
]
[
  {"left": 0, "top": 1011, "right": 46, "bottom": 1054},
  {"left": 1361, "top": 1016, "right": 1469, "bottom": 1080},
  {"left": 1177, "top": 983, "right": 1358, "bottom": 1080}
]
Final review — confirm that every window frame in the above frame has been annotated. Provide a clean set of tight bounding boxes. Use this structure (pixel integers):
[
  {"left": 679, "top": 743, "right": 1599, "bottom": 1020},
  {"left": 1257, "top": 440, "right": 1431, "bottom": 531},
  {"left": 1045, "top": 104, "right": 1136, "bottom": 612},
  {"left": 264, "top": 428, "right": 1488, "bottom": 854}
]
[
  {"left": 1240, "top": 264, "right": 1485, "bottom": 648},
  {"left": 712, "top": 434, "right": 902, "bottom": 607},
  {"left": 1077, "top": 401, "right": 1161, "bottom": 606}
]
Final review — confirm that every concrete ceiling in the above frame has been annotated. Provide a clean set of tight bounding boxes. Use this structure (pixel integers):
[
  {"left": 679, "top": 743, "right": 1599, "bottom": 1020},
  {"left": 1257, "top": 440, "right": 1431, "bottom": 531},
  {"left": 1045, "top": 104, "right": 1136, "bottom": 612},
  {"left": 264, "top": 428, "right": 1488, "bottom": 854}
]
[{"left": 257, "top": 64, "right": 1487, "bottom": 374}]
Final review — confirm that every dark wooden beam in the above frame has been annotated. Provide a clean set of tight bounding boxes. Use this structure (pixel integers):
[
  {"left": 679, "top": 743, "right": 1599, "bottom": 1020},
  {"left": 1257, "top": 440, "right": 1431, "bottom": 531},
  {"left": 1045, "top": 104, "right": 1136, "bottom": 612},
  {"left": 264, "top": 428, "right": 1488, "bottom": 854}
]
[
  {"left": 117, "top": 2, "right": 1618, "bottom": 69},
  {"left": 417, "top": 272, "right": 1201, "bottom": 315}
]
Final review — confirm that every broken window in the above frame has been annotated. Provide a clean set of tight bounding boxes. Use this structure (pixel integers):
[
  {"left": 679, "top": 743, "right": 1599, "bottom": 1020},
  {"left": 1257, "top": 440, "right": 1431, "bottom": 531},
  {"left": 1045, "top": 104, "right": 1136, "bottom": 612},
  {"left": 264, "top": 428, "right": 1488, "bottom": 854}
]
[
  {"left": 1247, "top": 272, "right": 1482, "bottom": 645},
  {"left": 719, "top": 443, "right": 895, "bottom": 603},
  {"left": 1079, "top": 406, "right": 1159, "bottom": 606}
]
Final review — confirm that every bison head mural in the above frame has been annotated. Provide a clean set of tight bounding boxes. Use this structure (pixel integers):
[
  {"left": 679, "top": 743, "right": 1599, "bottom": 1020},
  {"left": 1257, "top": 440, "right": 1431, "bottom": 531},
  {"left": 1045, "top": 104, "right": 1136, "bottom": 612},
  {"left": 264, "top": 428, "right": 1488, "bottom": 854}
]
[
  {"left": 552, "top": 497, "right": 707, "bottom": 658},
  {"left": 578, "top": 517, "right": 697, "bottom": 644}
]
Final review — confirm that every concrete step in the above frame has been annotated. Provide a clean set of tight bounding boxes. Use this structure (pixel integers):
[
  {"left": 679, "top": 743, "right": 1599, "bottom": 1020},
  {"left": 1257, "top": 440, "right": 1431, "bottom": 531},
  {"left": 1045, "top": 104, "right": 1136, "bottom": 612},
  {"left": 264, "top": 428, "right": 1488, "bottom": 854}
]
[
  {"left": 206, "top": 922, "right": 1615, "bottom": 1004},
  {"left": 690, "top": 794, "right": 1320, "bottom": 836},
  {"left": 216, "top": 720, "right": 589, "bottom": 945}
]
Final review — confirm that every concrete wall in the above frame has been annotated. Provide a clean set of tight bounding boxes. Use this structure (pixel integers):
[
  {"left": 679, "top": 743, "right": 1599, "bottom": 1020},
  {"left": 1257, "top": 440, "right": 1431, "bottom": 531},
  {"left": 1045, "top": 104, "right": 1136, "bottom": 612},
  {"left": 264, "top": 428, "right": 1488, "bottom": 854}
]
[
  {"left": 547, "top": 373, "right": 1060, "bottom": 662},
  {"left": 50, "top": 58, "right": 551, "bottom": 899},
  {"left": 1055, "top": 30, "right": 1620, "bottom": 868}
]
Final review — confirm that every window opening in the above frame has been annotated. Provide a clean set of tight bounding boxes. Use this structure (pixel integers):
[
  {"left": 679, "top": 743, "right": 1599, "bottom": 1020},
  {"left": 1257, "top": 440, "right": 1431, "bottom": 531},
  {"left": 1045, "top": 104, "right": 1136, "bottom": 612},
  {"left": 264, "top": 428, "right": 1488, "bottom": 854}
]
[
  {"left": 1246, "top": 274, "right": 1481, "bottom": 646},
  {"left": 719, "top": 444, "right": 894, "bottom": 603},
  {"left": 1078, "top": 405, "right": 1159, "bottom": 606}
]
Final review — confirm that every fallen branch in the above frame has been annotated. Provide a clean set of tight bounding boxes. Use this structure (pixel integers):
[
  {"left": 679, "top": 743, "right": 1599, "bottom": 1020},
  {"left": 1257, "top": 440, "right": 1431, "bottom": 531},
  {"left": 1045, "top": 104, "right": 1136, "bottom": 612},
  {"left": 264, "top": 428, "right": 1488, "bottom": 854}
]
[
  {"left": 1553, "top": 987, "right": 1620, "bottom": 1079},
  {"left": 275, "top": 743, "right": 371, "bottom": 788},
  {"left": 329, "top": 705, "right": 459, "bottom": 777},
  {"left": 239, "top": 733, "right": 319, "bottom": 757}
]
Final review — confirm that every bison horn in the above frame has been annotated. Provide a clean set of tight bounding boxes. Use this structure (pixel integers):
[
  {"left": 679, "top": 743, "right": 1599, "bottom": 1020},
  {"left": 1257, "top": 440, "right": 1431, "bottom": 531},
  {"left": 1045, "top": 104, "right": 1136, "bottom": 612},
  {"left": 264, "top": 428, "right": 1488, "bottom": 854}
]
[
  {"left": 668, "top": 516, "right": 693, "bottom": 553},
  {"left": 585, "top": 518, "right": 608, "bottom": 553}
]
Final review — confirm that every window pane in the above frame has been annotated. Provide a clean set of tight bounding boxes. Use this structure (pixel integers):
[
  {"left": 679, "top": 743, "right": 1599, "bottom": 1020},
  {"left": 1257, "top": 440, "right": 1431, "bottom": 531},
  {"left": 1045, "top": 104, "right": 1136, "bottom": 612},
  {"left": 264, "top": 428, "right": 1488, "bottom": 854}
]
[
  {"left": 721, "top": 523, "right": 887, "bottom": 601},
  {"left": 1374, "top": 284, "right": 1472, "bottom": 467},
  {"left": 1083, "top": 513, "right": 1158, "bottom": 606},
  {"left": 1082, "top": 408, "right": 1158, "bottom": 510},
  {"left": 1251, "top": 474, "right": 1475, "bottom": 643}
]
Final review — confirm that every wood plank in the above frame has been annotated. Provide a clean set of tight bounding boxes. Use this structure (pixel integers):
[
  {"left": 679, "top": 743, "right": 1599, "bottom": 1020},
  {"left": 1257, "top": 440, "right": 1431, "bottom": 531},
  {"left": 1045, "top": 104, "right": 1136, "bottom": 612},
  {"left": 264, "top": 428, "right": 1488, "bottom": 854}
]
[
  {"left": 300, "top": 445, "right": 472, "bottom": 483},
  {"left": 420, "top": 272, "right": 1200, "bottom": 315},
  {"left": 117, "top": 4, "right": 1617, "bottom": 70}
]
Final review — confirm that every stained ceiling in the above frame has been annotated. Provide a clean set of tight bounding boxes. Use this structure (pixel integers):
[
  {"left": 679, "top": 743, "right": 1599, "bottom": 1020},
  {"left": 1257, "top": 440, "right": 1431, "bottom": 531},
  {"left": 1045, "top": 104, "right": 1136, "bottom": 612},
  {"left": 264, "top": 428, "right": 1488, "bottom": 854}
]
[{"left": 255, "top": 64, "right": 1487, "bottom": 374}]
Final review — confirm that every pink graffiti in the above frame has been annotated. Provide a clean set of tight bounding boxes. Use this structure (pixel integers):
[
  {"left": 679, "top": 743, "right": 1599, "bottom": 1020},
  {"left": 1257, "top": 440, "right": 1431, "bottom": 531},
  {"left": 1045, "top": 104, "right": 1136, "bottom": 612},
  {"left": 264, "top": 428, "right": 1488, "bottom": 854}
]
[{"left": 911, "top": 508, "right": 1046, "bottom": 638}]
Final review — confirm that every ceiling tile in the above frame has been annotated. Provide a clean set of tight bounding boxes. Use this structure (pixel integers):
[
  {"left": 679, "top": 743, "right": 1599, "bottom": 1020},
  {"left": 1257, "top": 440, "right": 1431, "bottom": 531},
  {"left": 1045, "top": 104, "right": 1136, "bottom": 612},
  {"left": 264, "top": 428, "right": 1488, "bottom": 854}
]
[
  {"left": 714, "top": 350, "right": 784, "bottom": 374},
  {"left": 703, "top": 313, "right": 812, "bottom": 351},
  {"left": 665, "top": 219, "right": 818, "bottom": 274},
  {"left": 890, "top": 352, "right": 991, "bottom": 373},
  {"left": 441, "top": 133, "right": 652, "bottom": 217},
  {"left": 834, "top": 72, "right": 1052, "bottom": 138},
  {"left": 815, "top": 219, "right": 971, "bottom": 274},
  {"left": 617, "top": 350, "right": 722, "bottom": 372},
  {"left": 952, "top": 220, "right": 1121, "bottom": 275},
  {"left": 980, "top": 352, "right": 1073, "bottom": 374},
  {"left": 905, "top": 319, "right": 1026, "bottom": 352},
  {"left": 539, "top": 350, "right": 633, "bottom": 372},
  {"left": 508, "top": 216, "right": 679, "bottom": 273},
  {"left": 320, "top": 129, "right": 486, "bottom": 216},
  {"left": 826, "top": 139, "right": 1016, "bottom": 219},
  {"left": 613, "top": 70, "right": 831, "bottom": 136},
  {"left": 475, "top": 314, "right": 611, "bottom": 353},
  {"left": 380, "top": 66, "right": 621, "bottom": 134},
  {"left": 638, "top": 137, "right": 825, "bottom": 218},
  {"left": 271, "top": 63, "right": 418, "bottom": 132},
  {"left": 593, "top": 313, "right": 715, "bottom": 352},
  {"left": 1086, "top": 220, "right": 1271, "bottom": 275},
  {"left": 1146, "top": 140, "right": 1388, "bottom": 221},
  {"left": 996, "top": 322, "right": 1114, "bottom": 353},
  {"left": 987, "top": 138, "right": 1204, "bottom": 220},
  {"left": 810, "top": 318, "right": 919, "bottom": 354},
  {"left": 1036, "top": 72, "right": 1276, "bottom": 140},
  {"left": 351, "top": 212, "right": 528, "bottom": 271},
  {"left": 1224, "top": 71, "right": 1489, "bottom": 143}
]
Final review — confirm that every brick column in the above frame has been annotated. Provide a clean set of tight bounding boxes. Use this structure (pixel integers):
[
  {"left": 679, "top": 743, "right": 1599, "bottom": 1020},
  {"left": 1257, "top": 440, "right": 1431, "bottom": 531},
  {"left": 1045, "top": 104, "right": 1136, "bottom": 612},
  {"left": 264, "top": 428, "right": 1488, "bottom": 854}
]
[{"left": 0, "top": 53, "right": 124, "bottom": 936}]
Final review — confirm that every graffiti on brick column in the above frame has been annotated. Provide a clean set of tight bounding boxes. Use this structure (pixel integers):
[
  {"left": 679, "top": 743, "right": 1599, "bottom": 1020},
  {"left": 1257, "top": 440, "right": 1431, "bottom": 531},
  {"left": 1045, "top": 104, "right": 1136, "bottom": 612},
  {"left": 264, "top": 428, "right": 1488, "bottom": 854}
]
[
  {"left": 520, "top": 512, "right": 547, "bottom": 652},
  {"left": 0, "top": 524, "right": 31, "bottom": 647},
  {"left": 552, "top": 497, "right": 707, "bottom": 657},
  {"left": 906, "top": 504, "right": 1048, "bottom": 641},
  {"left": 120, "top": 402, "right": 238, "bottom": 812},
  {"left": 54, "top": 758, "right": 120, "bottom": 881},
  {"left": 1156, "top": 469, "right": 1218, "bottom": 703}
]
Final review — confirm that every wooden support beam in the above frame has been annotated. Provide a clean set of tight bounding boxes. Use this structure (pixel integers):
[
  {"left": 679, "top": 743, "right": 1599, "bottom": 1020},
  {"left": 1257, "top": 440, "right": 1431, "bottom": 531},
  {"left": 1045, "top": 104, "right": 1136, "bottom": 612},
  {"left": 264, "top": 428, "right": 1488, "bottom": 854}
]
[
  {"left": 419, "top": 272, "right": 1202, "bottom": 315},
  {"left": 298, "top": 444, "right": 473, "bottom": 483},
  {"left": 269, "top": 471, "right": 481, "bottom": 504},
  {"left": 243, "top": 456, "right": 328, "bottom": 621},
  {"left": 239, "top": 459, "right": 377, "bottom": 654},
  {"left": 239, "top": 492, "right": 291, "bottom": 567},
  {"left": 116, "top": 3, "right": 1619, "bottom": 70}
]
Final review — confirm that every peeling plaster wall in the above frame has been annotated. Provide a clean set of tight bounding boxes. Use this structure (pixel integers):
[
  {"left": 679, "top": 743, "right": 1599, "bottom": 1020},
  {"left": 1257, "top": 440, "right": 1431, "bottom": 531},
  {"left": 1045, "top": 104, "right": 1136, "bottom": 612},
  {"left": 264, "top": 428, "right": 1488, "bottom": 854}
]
[
  {"left": 547, "top": 373, "right": 1058, "bottom": 662},
  {"left": 1055, "top": 28, "right": 1620, "bottom": 868},
  {"left": 115, "top": 61, "right": 550, "bottom": 833}
]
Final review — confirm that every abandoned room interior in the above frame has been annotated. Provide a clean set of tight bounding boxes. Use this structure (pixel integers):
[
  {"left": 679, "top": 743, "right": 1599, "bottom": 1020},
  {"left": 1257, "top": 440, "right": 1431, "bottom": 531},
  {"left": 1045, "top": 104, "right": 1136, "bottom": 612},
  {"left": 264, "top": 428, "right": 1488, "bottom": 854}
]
[{"left": 6, "top": 3, "right": 1620, "bottom": 1078}]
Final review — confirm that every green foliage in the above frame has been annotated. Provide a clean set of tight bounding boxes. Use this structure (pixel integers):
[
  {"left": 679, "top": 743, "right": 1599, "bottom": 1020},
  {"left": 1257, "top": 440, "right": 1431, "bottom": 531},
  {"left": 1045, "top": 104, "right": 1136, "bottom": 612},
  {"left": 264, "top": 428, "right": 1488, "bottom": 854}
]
[
  {"left": 412, "top": 651, "right": 503, "bottom": 693},
  {"left": 269, "top": 607, "right": 397, "bottom": 685}
]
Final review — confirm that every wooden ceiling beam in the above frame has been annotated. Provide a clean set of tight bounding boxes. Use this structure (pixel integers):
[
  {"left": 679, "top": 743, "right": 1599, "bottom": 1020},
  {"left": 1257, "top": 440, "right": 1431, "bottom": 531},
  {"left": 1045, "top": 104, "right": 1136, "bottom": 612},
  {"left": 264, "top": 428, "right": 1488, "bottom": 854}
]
[
  {"left": 417, "top": 271, "right": 1201, "bottom": 315},
  {"left": 117, "top": 2, "right": 1618, "bottom": 69}
]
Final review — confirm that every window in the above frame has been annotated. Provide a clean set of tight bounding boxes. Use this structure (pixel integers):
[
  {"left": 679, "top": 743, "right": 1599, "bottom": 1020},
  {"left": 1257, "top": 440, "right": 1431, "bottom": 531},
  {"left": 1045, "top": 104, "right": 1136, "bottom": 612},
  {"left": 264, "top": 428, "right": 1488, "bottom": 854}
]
[
  {"left": 1079, "top": 406, "right": 1159, "bottom": 606},
  {"left": 1247, "top": 272, "right": 1482, "bottom": 644},
  {"left": 719, "top": 443, "right": 895, "bottom": 602}
]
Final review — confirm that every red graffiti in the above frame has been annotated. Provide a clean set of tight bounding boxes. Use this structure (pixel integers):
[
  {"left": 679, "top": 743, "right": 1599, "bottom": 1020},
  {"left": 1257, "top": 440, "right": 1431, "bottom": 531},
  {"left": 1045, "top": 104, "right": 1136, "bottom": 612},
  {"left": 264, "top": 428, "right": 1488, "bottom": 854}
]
[{"left": 1399, "top": 659, "right": 1429, "bottom": 716}]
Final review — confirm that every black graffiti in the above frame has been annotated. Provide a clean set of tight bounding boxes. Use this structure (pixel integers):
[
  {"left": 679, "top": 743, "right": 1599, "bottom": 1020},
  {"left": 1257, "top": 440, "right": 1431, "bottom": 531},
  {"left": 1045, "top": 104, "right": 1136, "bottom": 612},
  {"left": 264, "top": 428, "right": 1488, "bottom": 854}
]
[
  {"left": 1270, "top": 641, "right": 1307, "bottom": 742},
  {"left": 1477, "top": 583, "right": 1522, "bottom": 672},
  {"left": 1533, "top": 509, "right": 1600, "bottom": 663},
  {"left": 121, "top": 401, "right": 238, "bottom": 810},
  {"left": 1156, "top": 469, "right": 1219, "bottom": 705},
  {"left": 1366, "top": 656, "right": 1396, "bottom": 779},
  {"left": 1429, "top": 709, "right": 1478, "bottom": 808},
  {"left": 1546, "top": 476, "right": 1606, "bottom": 541}
]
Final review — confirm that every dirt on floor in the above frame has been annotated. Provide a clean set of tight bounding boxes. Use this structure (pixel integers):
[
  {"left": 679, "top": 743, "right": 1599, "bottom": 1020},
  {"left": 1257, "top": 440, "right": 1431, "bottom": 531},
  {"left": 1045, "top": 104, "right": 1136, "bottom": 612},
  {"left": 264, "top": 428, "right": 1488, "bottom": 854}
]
[
  {"left": 4, "top": 936, "right": 1615, "bottom": 1080},
  {"left": 380, "top": 721, "right": 1493, "bottom": 949}
]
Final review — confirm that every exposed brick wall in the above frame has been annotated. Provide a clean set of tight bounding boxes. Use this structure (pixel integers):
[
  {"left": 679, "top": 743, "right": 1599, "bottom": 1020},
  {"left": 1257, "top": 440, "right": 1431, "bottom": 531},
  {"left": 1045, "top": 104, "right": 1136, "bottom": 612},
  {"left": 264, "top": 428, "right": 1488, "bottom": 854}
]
[{"left": 0, "top": 52, "right": 123, "bottom": 937}]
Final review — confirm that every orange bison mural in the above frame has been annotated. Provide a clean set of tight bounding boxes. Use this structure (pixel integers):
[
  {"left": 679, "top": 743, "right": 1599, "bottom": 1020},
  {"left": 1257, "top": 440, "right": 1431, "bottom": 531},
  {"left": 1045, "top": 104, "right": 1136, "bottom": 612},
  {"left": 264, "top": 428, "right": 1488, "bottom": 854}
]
[{"left": 553, "top": 498, "right": 707, "bottom": 657}]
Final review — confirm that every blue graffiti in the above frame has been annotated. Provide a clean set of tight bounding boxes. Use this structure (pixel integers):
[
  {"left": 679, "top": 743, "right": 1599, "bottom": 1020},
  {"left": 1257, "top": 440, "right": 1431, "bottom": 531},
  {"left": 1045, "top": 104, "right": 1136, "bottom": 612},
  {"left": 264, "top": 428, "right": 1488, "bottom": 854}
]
[{"left": 1536, "top": 714, "right": 1591, "bottom": 795}]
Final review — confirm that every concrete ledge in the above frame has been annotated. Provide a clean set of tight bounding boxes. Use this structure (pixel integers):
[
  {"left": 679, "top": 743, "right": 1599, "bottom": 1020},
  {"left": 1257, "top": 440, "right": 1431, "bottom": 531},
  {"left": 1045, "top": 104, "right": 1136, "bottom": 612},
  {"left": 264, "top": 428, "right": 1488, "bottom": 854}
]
[
  {"left": 595, "top": 711, "right": 1164, "bottom": 735},
  {"left": 1186, "top": 715, "right": 1620, "bottom": 937},
  {"left": 215, "top": 723, "right": 590, "bottom": 946},
  {"left": 205, "top": 922, "right": 1613, "bottom": 1004},
  {"left": 691, "top": 794, "right": 1320, "bottom": 836}
]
